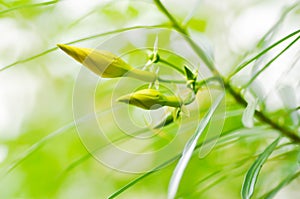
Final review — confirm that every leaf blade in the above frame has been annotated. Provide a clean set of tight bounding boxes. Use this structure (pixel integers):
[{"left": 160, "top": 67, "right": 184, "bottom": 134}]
[
  {"left": 168, "top": 93, "right": 224, "bottom": 199},
  {"left": 241, "top": 137, "right": 281, "bottom": 199},
  {"left": 0, "top": 25, "right": 166, "bottom": 72},
  {"left": 228, "top": 29, "right": 300, "bottom": 78}
]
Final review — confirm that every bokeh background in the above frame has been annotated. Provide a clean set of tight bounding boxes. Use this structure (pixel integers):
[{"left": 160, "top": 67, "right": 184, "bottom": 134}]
[{"left": 0, "top": 0, "right": 300, "bottom": 198}]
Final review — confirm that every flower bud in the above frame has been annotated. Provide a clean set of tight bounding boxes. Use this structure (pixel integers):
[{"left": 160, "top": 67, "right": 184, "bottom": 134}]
[
  {"left": 117, "top": 89, "right": 182, "bottom": 110},
  {"left": 57, "top": 44, "right": 156, "bottom": 82}
]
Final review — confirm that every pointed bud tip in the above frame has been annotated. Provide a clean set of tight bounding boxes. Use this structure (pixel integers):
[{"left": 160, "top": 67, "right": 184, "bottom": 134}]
[
  {"left": 117, "top": 95, "right": 131, "bottom": 103},
  {"left": 57, "top": 44, "right": 69, "bottom": 52},
  {"left": 56, "top": 44, "right": 90, "bottom": 63}
]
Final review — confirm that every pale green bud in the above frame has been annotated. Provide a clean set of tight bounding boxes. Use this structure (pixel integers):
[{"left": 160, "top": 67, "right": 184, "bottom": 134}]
[
  {"left": 117, "top": 89, "right": 182, "bottom": 110},
  {"left": 57, "top": 44, "right": 156, "bottom": 82}
]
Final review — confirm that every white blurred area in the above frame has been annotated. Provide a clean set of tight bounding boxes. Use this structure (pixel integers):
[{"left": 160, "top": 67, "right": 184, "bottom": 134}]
[
  {"left": 0, "top": 0, "right": 299, "bottom": 197},
  {"left": 0, "top": 70, "right": 38, "bottom": 139},
  {"left": 0, "top": 0, "right": 110, "bottom": 140}
]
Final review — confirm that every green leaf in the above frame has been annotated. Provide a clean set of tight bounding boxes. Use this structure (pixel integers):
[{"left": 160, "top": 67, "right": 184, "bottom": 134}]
[
  {"left": 0, "top": 0, "right": 58, "bottom": 15},
  {"left": 256, "top": 3, "right": 299, "bottom": 49},
  {"left": 244, "top": 35, "right": 300, "bottom": 88},
  {"left": 60, "top": 115, "right": 175, "bottom": 177},
  {"left": 228, "top": 29, "right": 300, "bottom": 78},
  {"left": 168, "top": 93, "right": 224, "bottom": 199},
  {"left": 1, "top": 109, "right": 113, "bottom": 177},
  {"left": 108, "top": 155, "right": 180, "bottom": 199},
  {"left": 241, "top": 137, "right": 281, "bottom": 199},
  {"left": 184, "top": 65, "right": 197, "bottom": 93},
  {"left": 0, "top": 25, "right": 166, "bottom": 72},
  {"left": 108, "top": 108, "right": 249, "bottom": 199},
  {"left": 184, "top": 65, "right": 196, "bottom": 81}
]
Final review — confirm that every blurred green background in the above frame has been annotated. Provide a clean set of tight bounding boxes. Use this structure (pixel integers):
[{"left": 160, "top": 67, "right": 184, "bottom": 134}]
[{"left": 0, "top": 0, "right": 300, "bottom": 198}]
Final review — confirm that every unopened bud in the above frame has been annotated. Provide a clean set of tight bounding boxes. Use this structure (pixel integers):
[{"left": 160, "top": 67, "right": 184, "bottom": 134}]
[
  {"left": 117, "top": 89, "right": 182, "bottom": 110},
  {"left": 57, "top": 44, "right": 156, "bottom": 82}
]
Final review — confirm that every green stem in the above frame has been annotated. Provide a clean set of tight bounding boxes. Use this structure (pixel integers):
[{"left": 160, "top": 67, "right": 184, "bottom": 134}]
[
  {"left": 153, "top": 0, "right": 300, "bottom": 143},
  {"left": 195, "top": 76, "right": 221, "bottom": 89},
  {"left": 157, "top": 77, "right": 186, "bottom": 84},
  {"left": 153, "top": 0, "right": 217, "bottom": 75},
  {"left": 225, "top": 82, "right": 300, "bottom": 143},
  {"left": 153, "top": 0, "right": 187, "bottom": 34},
  {"left": 159, "top": 58, "right": 185, "bottom": 74},
  {"left": 127, "top": 69, "right": 157, "bottom": 82}
]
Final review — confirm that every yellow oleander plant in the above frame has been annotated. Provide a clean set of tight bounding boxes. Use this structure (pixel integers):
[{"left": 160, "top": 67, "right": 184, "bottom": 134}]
[{"left": 1, "top": 1, "right": 300, "bottom": 199}]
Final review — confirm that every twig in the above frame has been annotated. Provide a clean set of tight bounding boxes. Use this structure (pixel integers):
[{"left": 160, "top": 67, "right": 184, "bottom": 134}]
[{"left": 153, "top": 0, "right": 300, "bottom": 144}]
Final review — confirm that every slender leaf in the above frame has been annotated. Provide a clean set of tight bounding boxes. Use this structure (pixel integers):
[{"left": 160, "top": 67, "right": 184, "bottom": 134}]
[
  {"left": 108, "top": 115, "right": 244, "bottom": 199},
  {"left": 60, "top": 114, "right": 175, "bottom": 177},
  {"left": 108, "top": 155, "right": 180, "bottom": 199},
  {"left": 257, "top": 49, "right": 300, "bottom": 107},
  {"left": 0, "top": 25, "right": 166, "bottom": 72},
  {"left": 244, "top": 35, "right": 300, "bottom": 88},
  {"left": 168, "top": 93, "right": 224, "bottom": 199},
  {"left": 1, "top": 109, "right": 113, "bottom": 177},
  {"left": 241, "top": 137, "right": 281, "bottom": 199},
  {"left": 0, "top": 0, "right": 58, "bottom": 15},
  {"left": 228, "top": 29, "right": 300, "bottom": 78},
  {"left": 256, "top": 3, "right": 299, "bottom": 49}
]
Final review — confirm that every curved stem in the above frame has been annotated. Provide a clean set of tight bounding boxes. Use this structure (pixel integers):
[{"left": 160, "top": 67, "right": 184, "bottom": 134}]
[
  {"left": 158, "top": 77, "right": 186, "bottom": 84},
  {"left": 196, "top": 76, "right": 221, "bottom": 88},
  {"left": 0, "top": 24, "right": 168, "bottom": 72},
  {"left": 153, "top": 0, "right": 218, "bottom": 75},
  {"left": 153, "top": 0, "right": 187, "bottom": 34},
  {"left": 153, "top": 0, "right": 300, "bottom": 143},
  {"left": 159, "top": 58, "right": 185, "bottom": 74},
  {"left": 226, "top": 82, "right": 300, "bottom": 143}
]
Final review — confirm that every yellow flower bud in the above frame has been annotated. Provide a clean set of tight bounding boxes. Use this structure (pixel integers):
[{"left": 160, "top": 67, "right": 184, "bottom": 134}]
[
  {"left": 117, "top": 89, "right": 182, "bottom": 110},
  {"left": 57, "top": 44, "right": 156, "bottom": 82}
]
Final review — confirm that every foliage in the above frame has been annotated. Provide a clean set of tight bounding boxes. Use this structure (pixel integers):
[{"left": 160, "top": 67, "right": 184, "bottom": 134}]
[{"left": 0, "top": 0, "right": 300, "bottom": 199}]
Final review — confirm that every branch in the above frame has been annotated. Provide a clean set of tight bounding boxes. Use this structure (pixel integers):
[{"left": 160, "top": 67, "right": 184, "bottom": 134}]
[
  {"left": 153, "top": 0, "right": 218, "bottom": 75},
  {"left": 153, "top": 0, "right": 300, "bottom": 143}
]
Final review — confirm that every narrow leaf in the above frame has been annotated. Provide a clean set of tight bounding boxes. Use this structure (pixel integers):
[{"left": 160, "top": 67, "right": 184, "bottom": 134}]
[
  {"left": 0, "top": 25, "right": 166, "bottom": 72},
  {"left": 0, "top": 0, "right": 58, "bottom": 15},
  {"left": 108, "top": 155, "right": 180, "bottom": 199},
  {"left": 256, "top": 3, "right": 298, "bottom": 49},
  {"left": 244, "top": 35, "right": 300, "bottom": 88},
  {"left": 168, "top": 93, "right": 224, "bottom": 199},
  {"left": 229, "top": 29, "right": 300, "bottom": 78},
  {"left": 241, "top": 137, "right": 280, "bottom": 199},
  {"left": 1, "top": 109, "right": 112, "bottom": 177},
  {"left": 108, "top": 122, "right": 249, "bottom": 198}
]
